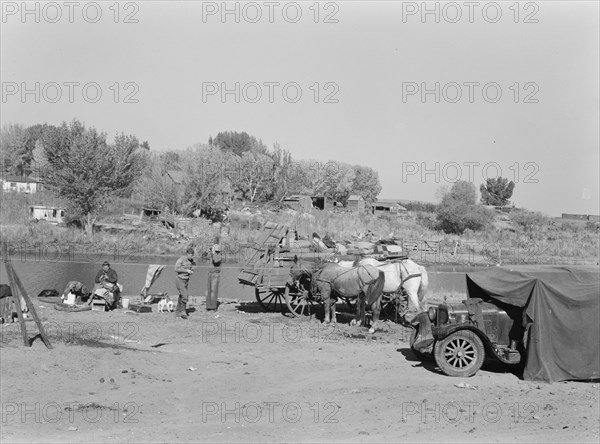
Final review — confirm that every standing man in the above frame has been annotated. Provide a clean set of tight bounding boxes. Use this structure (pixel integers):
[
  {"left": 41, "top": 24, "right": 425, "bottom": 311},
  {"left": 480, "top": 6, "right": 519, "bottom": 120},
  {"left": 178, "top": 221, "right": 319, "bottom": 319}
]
[
  {"left": 174, "top": 247, "right": 195, "bottom": 319},
  {"left": 206, "top": 244, "right": 222, "bottom": 311}
]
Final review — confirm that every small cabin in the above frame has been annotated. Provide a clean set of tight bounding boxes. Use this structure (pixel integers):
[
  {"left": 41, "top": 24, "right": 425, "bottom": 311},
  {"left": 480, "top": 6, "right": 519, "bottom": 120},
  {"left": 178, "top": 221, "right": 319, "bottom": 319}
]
[
  {"left": 347, "top": 195, "right": 365, "bottom": 213},
  {"left": 283, "top": 195, "right": 313, "bottom": 212},
  {"left": 2, "top": 175, "right": 43, "bottom": 194},
  {"left": 372, "top": 200, "right": 408, "bottom": 216},
  {"left": 142, "top": 207, "right": 162, "bottom": 218},
  {"left": 311, "top": 196, "right": 335, "bottom": 211},
  {"left": 29, "top": 205, "right": 65, "bottom": 224}
]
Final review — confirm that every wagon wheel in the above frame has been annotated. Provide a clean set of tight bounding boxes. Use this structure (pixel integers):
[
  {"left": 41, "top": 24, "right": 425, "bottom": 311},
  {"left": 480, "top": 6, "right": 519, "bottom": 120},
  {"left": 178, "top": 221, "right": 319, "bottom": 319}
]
[
  {"left": 255, "top": 287, "right": 286, "bottom": 312},
  {"left": 341, "top": 296, "right": 357, "bottom": 313},
  {"left": 380, "top": 291, "right": 409, "bottom": 322},
  {"left": 284, "top": 283, "right": 320, "bottom": 317}
]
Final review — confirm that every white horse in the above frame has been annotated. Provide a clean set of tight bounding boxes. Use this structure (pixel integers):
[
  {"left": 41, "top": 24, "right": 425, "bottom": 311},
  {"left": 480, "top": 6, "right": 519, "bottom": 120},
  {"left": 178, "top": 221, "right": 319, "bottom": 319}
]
[{"left": 337, "top": 257, "right": 429, "bottom": 332}]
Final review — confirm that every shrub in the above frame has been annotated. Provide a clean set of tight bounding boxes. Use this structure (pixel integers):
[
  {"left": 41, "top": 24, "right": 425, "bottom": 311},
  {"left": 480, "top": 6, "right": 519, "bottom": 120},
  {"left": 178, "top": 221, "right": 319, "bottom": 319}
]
[
  {"left": 510, "top": 210, "right": 549, "bottom": 231},
  {"left": 436, "top": 199, "right": 495, "bottom": 234}
]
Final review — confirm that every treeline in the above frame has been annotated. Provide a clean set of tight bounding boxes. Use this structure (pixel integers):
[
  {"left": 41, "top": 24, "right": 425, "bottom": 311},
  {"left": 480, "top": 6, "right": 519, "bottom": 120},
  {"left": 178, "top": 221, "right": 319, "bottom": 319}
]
[
  {"left": 0, "top": 122, "right": 382, "bottom": 230},
  {"left": 140, "top": 131, "right": 382, "bottom": 215}
]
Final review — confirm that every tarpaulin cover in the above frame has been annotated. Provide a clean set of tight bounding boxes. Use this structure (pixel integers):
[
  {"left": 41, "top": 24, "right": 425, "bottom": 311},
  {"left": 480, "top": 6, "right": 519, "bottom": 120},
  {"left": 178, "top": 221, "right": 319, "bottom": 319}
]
[
  {"left": 141, "top": 264, "right": 165, "bottom": 296},
  {"left": 466, "top": 266, "right": 600, "bottom": 382}
]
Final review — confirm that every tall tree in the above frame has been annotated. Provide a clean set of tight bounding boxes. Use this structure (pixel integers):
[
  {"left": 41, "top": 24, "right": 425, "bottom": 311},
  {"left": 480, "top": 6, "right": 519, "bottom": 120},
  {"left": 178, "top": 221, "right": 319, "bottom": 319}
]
[
  {"left": 448, "top": 180, "right": 477, "bottom": 205},
  {"left": 180, "top": 144, "right": 235, "bottom": 215},
  {"left": 480, "top": 177, "right": 515, "bottom": 206},
  {"left": 269, "top": 142, "right": 296, "bottom": 201},
  {"left": 210, "top": 131, "right": 267, "bottom": 156},
  {"left": 235, "top": 151, "right": 274, "bottom": 203},
  {"left": 42, "top": 120, "right": 147, "bottom": 235},
  {"left": 351, "top": 165, "right": 382, "bottom": 206}
]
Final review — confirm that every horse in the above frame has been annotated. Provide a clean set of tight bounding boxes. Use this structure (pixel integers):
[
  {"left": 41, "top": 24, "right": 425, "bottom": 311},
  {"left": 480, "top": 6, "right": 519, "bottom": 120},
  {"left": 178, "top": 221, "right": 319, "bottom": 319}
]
[
  {"left": 337, "top": 257, "right": 429, "bottom": 328},
  {"left": 289, "top": 257, "right": 385, "bottom": 328}
]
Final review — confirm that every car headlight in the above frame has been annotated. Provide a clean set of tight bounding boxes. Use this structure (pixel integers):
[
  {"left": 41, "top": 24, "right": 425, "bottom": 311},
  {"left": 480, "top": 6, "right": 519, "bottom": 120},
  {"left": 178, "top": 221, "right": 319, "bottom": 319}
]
[{"left": 428, "top": 307, "right": 437, "bottom": 323}]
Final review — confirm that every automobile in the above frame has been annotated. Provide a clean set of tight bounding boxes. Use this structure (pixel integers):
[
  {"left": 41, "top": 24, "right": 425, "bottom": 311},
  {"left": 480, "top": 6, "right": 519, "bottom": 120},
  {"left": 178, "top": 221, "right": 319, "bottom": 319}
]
[
  {"left": 410, "top": 266, "right": 600, "bottom": 382},
  {"left": 410, "top": 298, "right": 524, "bottom": 378}
]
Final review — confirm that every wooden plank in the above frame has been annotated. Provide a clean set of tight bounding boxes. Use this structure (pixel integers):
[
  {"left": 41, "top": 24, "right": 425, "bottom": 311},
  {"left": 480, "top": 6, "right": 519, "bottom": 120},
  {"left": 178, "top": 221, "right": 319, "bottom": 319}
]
[
  {"left": 3, "top": 261, "right": 29, "bottom": 347},
  {"left": 9, "top": 261, "right": 52, "bottom": 349}
]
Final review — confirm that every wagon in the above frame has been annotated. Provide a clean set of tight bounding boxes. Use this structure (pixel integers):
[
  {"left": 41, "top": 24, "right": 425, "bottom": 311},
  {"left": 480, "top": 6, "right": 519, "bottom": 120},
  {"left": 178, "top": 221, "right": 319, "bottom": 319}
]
[
  {"left": 237, "top": 222, "right": 412, "bottom": 322},
  {"left": 237, "top": 222, "right": 325, "bottom": 315}
]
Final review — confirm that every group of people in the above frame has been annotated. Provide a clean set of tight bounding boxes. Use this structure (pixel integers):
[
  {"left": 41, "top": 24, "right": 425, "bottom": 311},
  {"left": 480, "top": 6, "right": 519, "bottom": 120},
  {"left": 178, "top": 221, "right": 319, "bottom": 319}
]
[
  {"left": 173, "top": 244, "right": 222, "bottom": 319},
  {"left": 61, "top": 244, "right": 222, "bottom": 317}
]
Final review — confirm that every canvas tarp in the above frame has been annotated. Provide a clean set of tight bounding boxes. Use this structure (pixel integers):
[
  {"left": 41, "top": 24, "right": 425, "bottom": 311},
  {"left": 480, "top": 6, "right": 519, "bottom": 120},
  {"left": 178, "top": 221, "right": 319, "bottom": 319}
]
[{"left": 466, "top": 266, "right": 600, "bottom": 382}]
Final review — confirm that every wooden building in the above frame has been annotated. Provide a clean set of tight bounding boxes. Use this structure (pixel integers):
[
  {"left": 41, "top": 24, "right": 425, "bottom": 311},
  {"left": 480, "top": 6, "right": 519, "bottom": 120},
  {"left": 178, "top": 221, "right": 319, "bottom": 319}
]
[
  {"left": 283, "top": 195, "right": 313, "bottom": 212},
  {"left": 347, "top": 195, "right": 365, "bottom": 213},
  {"left": 372, "top": 200, "right": 408, "bottom": 216},
  {"left": 29, "top": 205, "right": 65, "bottom": 224}
]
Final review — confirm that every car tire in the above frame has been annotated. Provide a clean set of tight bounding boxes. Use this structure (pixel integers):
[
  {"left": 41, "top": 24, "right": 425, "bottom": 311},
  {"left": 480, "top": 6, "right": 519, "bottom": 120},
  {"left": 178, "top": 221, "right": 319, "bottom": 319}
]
[{"left": 434, "top": 330, "right": 485, "bottom": 377}]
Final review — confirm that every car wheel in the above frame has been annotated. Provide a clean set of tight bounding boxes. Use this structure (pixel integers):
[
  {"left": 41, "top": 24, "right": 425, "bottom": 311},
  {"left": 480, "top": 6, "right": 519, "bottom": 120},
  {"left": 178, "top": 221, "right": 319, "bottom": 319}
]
[{"left": 434, "top": 330, "right": 485, "bottom": 377}]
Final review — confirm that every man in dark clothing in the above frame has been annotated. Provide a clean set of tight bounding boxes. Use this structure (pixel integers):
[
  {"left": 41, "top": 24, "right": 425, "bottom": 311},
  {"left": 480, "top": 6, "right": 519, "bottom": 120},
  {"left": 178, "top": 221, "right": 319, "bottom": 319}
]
[
  {"left": 206, "top": 244, "right": 221, "bottom": 311},
  {"left": 174, "top": 247, "right": 195, "bottom": 319},
  {"left": 94, "top": 261, "right": 120, "bottom": 309}
]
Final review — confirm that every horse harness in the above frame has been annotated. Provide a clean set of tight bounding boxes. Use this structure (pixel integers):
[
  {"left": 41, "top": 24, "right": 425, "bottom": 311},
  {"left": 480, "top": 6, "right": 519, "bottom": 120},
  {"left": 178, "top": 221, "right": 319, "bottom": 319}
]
[
  {"left": 313, "top": 265, "right": 374, "bottom": 291},
  {"left": 392, "top": 259, "right": 422, "bottom": 288}
]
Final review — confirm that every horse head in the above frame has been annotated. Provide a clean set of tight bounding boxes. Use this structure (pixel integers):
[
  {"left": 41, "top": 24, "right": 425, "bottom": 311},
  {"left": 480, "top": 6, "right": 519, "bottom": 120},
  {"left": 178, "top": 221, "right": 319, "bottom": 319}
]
[{"left": 289, "top": 257, "right": 316, "bottom": 282}]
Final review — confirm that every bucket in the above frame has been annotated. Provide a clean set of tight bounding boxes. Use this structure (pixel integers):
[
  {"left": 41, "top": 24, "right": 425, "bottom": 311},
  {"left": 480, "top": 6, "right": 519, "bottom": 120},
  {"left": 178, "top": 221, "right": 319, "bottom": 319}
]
[{"left": 122, "top": 298, "right": 130, "bottom": 309}]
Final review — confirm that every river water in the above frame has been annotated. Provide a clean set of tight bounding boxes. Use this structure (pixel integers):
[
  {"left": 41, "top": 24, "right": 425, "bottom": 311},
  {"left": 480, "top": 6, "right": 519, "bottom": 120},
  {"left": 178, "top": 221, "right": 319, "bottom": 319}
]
[{"left": 2, "top": 251, "right": 483, "bottom": 302}]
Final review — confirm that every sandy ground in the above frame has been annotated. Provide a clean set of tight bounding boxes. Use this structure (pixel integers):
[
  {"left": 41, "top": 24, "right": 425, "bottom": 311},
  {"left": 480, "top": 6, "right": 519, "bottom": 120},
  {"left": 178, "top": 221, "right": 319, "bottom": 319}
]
[{"left": 1, "top": 297, "right": 598, "bottom": 444}]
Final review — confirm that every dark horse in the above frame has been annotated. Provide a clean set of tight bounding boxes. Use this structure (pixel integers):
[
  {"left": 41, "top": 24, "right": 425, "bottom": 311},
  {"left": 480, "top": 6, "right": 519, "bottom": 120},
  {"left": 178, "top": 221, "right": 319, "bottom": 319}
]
[{"left": 289, "top": 256, "right": 385, "bottom": 329}]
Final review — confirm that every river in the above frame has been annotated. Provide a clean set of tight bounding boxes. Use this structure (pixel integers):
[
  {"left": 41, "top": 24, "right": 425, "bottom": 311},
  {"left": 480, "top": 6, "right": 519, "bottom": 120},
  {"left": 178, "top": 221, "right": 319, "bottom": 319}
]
[{"left": 2, "top": 251, "right": 487, "bottom": 302}]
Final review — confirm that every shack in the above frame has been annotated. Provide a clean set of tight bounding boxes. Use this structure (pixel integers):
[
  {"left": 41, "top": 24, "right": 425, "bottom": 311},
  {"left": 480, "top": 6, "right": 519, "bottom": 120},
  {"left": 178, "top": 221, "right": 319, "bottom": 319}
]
[
  {"left": 29, "top": 205, "right": 65, "bottom": 224},
  {"left": 311, "top": 196, "right": 334, "bottom": 211},
  {"left": 283, "top": 195, "right": 313, "bottom": 212},
  {"left": 347, "top": 195, "right": 365, "bottom": 213},
  {"left": 562, "top": 213, "right": 599, "bottom": 222},
  {"left": 2, "top": 175, "right": 43, "bottom": 194},
  {"left": 371, "top": 200, "right": 407, "bottom": 216}
]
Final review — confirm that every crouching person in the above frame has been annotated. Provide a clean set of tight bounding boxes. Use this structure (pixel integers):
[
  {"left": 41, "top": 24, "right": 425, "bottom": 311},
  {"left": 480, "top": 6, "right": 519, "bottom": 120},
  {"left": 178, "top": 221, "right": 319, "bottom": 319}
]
[{"left": 94, "top": 261, "right": 121, "bottom": 310}]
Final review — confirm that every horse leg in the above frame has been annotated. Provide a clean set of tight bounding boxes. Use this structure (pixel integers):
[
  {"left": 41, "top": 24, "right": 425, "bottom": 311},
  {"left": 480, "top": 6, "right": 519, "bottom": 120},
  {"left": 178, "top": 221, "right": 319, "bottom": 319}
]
[
  {"left": 351, "top": 294, "right": 364, "bottom": 327},
  {"left": 404, "top": 282, "right": 422, "bottom": 313},
  {"left": 322, "top": 287, "right": 331, "bottom": 324},
  {"left": 369, "top": 295, "right": 381, "bottom": 334},
  {"left": 330, "top": 295, "right": 337, "bottom": 324}
]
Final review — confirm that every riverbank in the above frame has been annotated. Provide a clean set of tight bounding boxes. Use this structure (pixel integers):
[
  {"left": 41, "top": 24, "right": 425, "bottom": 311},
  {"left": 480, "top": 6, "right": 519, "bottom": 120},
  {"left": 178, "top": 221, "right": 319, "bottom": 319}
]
[{"left": 1, "top": 192, "right": 598, "bottom": 265}]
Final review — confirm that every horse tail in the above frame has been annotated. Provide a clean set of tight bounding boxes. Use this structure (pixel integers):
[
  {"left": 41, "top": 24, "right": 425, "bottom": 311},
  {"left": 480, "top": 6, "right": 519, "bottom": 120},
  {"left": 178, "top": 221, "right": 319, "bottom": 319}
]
[
  {"left": 366, "top": 271, "right": 385, "bottom": 306},
  {"left": 417, "top": 265, "right": 429, "bottom": 309}
]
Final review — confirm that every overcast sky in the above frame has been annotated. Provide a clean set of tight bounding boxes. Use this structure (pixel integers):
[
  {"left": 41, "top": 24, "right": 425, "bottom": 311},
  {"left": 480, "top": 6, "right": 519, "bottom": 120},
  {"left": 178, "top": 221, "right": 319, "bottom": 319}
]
[{"left": 1, "top": 1, "right": 598, "bottom": 216}]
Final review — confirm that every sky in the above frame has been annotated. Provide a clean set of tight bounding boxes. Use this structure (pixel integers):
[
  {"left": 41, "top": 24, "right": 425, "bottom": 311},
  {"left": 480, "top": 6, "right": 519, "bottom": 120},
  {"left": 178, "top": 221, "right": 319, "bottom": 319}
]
[{"left": 1, "top": 0, "right": 598, "bottom": 217}]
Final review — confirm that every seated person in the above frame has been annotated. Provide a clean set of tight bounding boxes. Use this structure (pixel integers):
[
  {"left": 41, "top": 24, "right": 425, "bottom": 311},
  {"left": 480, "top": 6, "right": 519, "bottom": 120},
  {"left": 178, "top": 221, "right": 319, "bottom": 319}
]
[{"left": 94, "top": 261, "right": 121, "bottom": 309}]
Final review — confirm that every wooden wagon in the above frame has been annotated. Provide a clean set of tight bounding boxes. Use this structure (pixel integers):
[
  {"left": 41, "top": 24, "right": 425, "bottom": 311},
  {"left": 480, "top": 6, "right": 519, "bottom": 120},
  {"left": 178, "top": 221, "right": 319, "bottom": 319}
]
[
  {"left": 237, "top": 222, "right": 411, "bottom": 322},
  {"left": 237, "top": 222, "right": 328, "bottom": 316}
]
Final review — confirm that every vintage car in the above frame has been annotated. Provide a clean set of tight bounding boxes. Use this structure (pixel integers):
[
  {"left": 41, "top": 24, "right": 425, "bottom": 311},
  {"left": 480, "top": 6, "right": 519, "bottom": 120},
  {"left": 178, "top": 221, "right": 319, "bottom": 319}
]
[
  {"left": 410, "top": 266, "right": 600, "bottom": 382},
  {"left": 410, "top": 298, "right": 524, "bottom": 377}
]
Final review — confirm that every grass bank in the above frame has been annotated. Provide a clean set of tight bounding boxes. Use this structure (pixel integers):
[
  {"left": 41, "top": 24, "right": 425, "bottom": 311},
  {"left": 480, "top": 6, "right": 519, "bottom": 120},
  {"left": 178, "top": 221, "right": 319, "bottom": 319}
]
[{"left": 1, "top": 193, "right": 598, "bottom": 265}]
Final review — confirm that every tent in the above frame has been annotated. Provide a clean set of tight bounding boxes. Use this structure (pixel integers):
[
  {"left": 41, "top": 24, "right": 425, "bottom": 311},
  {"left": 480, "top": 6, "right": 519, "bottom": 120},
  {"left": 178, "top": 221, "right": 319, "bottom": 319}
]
[{"left": 466, "top": 265, "right": 600, "bottom": 382}]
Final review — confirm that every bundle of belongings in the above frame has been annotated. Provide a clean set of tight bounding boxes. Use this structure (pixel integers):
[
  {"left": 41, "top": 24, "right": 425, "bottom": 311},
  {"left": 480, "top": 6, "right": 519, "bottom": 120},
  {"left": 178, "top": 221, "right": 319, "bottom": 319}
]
[{"left": 61, "top": 281, "right": 91, "bottom": 305}]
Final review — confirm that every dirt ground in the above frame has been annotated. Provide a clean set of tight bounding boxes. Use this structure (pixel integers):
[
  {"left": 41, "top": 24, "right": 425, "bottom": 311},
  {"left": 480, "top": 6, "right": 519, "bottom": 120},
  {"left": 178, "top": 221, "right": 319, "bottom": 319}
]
[{"left": 1, "top": 297, "right": 598, "bottom": 444}]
